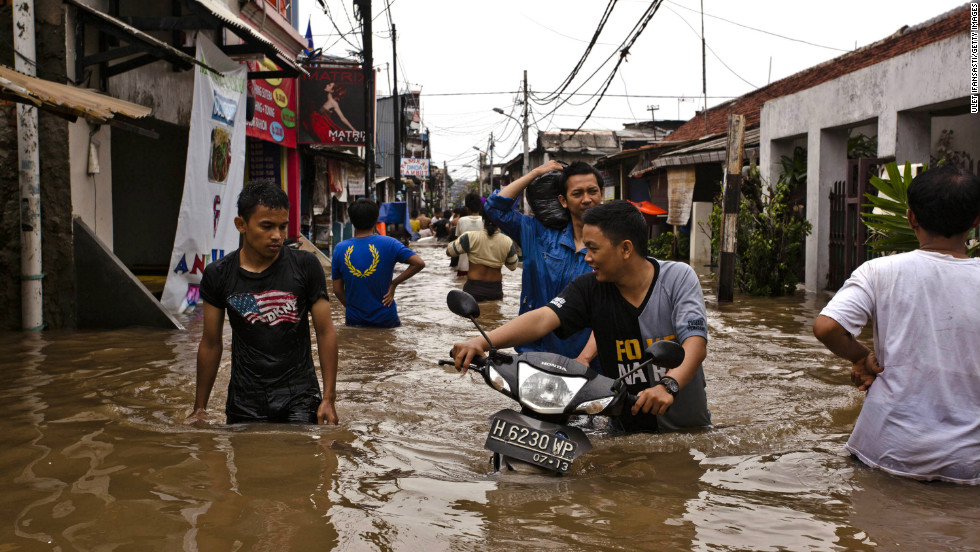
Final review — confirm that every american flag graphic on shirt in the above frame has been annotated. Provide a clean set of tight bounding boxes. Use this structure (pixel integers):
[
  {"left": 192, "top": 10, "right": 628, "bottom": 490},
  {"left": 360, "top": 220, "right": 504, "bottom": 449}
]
[{"left": 227, "top": 291, "right": 300, "bottom": 325}]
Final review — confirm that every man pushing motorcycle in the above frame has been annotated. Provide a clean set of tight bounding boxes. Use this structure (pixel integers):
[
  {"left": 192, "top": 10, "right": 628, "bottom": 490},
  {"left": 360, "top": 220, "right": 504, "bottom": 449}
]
[{"left": 453, "top": 200, "right": 711, "bottom": 432}]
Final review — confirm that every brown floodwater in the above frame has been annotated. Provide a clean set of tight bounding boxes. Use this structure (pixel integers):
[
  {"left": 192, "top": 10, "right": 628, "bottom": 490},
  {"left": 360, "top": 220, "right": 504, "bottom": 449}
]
[{"left": 1, "top": 244, "right": 977, "bottom": 551}]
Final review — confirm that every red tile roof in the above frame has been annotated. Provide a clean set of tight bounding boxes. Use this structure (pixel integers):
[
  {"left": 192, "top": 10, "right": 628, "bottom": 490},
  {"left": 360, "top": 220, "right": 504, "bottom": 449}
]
[{"left": 663, "top": 5, "right": 971, "bottom": 143}]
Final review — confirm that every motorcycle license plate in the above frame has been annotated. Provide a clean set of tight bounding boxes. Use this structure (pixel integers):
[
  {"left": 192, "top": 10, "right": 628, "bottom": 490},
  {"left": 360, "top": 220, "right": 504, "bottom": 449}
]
[{"left": 485, "top": 414, "right": 578, "bottom": 473}]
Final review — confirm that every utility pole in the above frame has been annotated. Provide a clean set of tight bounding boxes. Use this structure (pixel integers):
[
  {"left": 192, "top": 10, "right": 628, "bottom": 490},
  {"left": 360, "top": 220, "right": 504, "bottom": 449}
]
[
  {"left": 356, "top": 0, "right": 374, "bottom": 195},
  {"left": 488, "top": 132, "right": 494, "bottom": 194},
  {"left": 392, "top": 24, "right": 401, "bottom": 203},
  {"left": 14, "top": 0, "right": 42, "bottom": 330},
  {"left": 647, "top": 104, "right": 659, "bottom": 140},
  {"left": 717, "top": 113, "right": 746, "bottom": 302},
  {"left": 700, "top": 0, "right": 708, "bottom": 134},
  {"left": 522, "top": 70, "right": 529, "bottom": 177}
]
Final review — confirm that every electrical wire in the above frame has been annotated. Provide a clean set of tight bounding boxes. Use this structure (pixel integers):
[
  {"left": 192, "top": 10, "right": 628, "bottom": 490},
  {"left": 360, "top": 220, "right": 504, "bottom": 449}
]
[
  {"left": 664, "top": 0, "right": 850, "bottom": 52},
  {"left": 564, "top": 0, "right": 665, "bottom": 136},
  {"left": 534, "top": 0, "right": 619, "bottom": 104},
  {"left": 665, "top": 5, "right": 757, "bottom": 88}
]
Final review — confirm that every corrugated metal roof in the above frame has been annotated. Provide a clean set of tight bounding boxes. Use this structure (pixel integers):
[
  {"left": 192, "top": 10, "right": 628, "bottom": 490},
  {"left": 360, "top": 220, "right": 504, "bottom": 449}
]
[
  {"left": 190, "top": 0, "right": 308, "bottom": 77},
  {"left": 631, "top": 128, "right": 760, "bottom": 177},
  {"left": 540, "top": 130, "right": 620, "bottom": 154},
  {"left": 0, "top": 64, "right": 151, "bottom": 122}
]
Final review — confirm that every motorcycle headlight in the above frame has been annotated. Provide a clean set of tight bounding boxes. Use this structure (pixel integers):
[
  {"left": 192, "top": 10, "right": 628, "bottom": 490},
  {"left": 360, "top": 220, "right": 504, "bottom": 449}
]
[
  {"left": 517, "top": 362, "right": 587, "bottom": 414},
  {"left": 487, "top": 364, "right": 511, "bottom": 394},
  {"left": 575, "top": 397, "right": 614, "bottom": 415}
]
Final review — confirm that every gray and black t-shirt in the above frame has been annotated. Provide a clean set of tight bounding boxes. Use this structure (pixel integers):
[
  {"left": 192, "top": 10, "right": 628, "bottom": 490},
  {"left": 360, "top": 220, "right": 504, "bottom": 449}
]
[{"left": 547, "top": 258, "right": 710, "bottom": 431}]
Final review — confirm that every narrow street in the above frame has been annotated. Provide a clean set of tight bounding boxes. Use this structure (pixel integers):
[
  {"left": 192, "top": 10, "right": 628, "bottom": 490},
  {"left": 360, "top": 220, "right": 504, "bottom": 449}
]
[{"left": 0, "top": 243, "right": 976, "bottom": 550}]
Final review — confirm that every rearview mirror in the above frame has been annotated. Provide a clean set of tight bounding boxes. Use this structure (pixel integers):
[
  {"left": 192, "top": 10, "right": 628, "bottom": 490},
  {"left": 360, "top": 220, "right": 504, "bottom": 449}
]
[
  {"left": 646, "top": 340, "right": 685, "bottom": 369},
  {"left": 447, "top": 290, "right": 480, "bottom": 319}
]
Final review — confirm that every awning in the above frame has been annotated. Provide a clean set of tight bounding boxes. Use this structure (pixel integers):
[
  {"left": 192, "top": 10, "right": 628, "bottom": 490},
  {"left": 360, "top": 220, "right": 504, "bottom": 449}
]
[
  {"left": 632, "top": 128, "right": 760, "bottom": 177},
  {"left": 184, "top": 0, "right": 308, "bottom": 78},
  {"left": 306, "top": 145, "right": 364, "bottom": 166},
  {"left": 65, "top": 0, "right": 222, "bottom": 83},
  {"left": 0, "top": 64, "right": 151, "bottom": 125},
  {"left": 629, "top": 200, "right": 667, "bottom": 216}
]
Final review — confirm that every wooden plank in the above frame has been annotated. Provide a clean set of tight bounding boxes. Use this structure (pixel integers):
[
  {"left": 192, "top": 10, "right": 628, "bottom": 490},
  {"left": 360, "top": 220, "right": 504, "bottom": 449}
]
[{"left": 717, "top": 113, "right": 745, "bottom": 302}]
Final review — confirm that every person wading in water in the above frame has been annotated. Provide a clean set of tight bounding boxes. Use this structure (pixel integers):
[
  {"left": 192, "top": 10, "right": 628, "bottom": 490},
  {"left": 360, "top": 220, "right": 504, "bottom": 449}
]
[{"left": 446, "top": 209, "right": 519, "bottom": 301}]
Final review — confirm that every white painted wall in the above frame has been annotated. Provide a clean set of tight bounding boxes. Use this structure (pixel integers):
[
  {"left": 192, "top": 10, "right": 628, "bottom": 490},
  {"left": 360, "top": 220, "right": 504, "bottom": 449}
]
[
  {"left": 760, "top": 32, "right": 974, "bottom": 291},
  {"left": 69, "top": 122, "right": 113, "bottom": 248}
]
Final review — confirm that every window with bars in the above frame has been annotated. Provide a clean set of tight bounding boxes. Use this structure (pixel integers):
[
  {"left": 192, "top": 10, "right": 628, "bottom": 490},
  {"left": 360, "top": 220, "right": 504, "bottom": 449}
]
[{"left": 263, "top": 0, "right": 291, "bottom": 20}]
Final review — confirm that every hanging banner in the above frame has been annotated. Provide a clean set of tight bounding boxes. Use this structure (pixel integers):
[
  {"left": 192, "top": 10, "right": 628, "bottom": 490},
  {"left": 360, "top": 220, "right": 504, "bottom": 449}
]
[
  {"left": 161, "top": 34, "right": 248, "bottom": 313},
  {"left": 297, "top": 66, "right": 371, "bottom": 146},
  {"left": 245, "top": 59, "right": 296, "bottom": 148},
  {"left": 346, "top": 165, "right": 365, "bottom": 196},
  {"left": 400, "top": 157, "right": 430, "bottom": 177},
  {"left": 666, "top": 166, "right": 696, "bottom": 226}
]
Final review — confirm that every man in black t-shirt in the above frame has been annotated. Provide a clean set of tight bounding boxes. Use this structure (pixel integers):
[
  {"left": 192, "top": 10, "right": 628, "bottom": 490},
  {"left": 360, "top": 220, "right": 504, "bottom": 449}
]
[
  {"left": 452, "top": 201, "right": 710, "bottom": 431},
  {"left": 184, "top": 182, "right": 339, "bottom": 425}
]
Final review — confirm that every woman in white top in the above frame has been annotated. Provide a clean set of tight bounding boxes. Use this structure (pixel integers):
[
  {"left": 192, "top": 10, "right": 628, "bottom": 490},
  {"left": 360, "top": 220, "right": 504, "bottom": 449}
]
[{"left": 447, "top": 210, "right": 519, "bottom": 301}]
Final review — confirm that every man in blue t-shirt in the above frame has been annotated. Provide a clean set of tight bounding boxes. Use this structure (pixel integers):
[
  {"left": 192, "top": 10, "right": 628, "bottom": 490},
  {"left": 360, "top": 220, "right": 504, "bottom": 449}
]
[{"left": 332, "top": 198, "right": 425, "bottom": 327}]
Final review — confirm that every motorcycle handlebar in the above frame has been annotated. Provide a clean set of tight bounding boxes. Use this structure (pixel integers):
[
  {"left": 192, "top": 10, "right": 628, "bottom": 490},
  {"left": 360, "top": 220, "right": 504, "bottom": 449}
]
[{"left": 439, "top": 354, "right": 487, "bottom": 372}]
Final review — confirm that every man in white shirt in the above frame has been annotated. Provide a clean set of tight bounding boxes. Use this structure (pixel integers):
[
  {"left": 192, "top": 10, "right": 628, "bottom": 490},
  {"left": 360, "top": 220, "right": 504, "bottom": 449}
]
[{"left": 814, "top": 163, "right": 980, "bottom": 484}]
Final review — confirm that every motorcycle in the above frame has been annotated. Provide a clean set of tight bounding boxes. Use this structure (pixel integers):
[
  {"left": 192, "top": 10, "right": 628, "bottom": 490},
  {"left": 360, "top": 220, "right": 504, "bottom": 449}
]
[{"left": 441, "top": 289, "right": 685, "bottom": 474}]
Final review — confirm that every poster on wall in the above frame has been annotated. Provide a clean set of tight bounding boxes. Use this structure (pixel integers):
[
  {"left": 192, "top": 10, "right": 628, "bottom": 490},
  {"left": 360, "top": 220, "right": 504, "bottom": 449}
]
[
  {"left": 245, "top": 60, "right": 296, "bottom": 148},
  {"left": 297, "top": 66, "right": 371, "bottom": 146},
  {"left": 161, "top": 34, "right": 248, "bottom": 313}
]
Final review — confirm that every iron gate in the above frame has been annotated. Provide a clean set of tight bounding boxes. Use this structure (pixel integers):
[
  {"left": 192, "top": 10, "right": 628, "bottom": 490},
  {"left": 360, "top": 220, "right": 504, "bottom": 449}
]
[{"left": 827, "top": 157, "right": 894, "bottom": 290}]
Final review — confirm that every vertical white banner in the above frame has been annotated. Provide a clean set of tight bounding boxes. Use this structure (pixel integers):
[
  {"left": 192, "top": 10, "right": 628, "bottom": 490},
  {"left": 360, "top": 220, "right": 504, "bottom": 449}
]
[{"left": 161, "top": 34, "right": 248, "bottom": 313}]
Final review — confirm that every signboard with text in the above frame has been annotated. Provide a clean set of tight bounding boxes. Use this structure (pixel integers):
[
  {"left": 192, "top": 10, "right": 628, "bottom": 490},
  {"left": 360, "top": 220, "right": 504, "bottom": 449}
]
[
  {"left": 400, "top": 157, "right": 430, "bottom": 177},
  {"left": 246, "top": 60, "right": 296, "bottom": 148},
  {"left": 297, "top": 66, "right": 372, "bottom": 146}
]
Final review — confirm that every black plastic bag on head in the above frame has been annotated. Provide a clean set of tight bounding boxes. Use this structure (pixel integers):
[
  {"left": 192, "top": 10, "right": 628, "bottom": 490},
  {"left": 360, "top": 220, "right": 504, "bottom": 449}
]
[{"left": 525, "top": 169, "right": 569, "bottom": 230}]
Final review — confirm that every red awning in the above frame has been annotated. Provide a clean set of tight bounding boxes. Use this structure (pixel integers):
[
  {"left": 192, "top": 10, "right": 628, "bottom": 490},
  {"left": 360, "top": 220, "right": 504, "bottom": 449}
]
[{"left": 629, "top": 200, "right": 667, "bottom": 216}]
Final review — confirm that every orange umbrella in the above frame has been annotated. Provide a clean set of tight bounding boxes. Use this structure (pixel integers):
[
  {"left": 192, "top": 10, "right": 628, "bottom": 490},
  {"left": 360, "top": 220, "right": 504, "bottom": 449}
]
[{"left": 629, "top": 200, "right": 668, "bottom": 216}]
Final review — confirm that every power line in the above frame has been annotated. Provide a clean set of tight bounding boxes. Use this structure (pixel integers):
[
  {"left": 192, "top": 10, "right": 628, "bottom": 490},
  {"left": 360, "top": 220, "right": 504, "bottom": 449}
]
[
  {"left": 566, "top": 0, "right": 666, "bottom": 136},
  {"left": 665, "top": 5, "right": 757, "bottom": 89},
  {"left": 664, "top": 0, "right": 850, "bottom": 52},
  {"left": 534, "top": 0, "right": 619, "bottom": 104},
  {"left": 422, "top": 90, "right": 737, "bottom": 99}
]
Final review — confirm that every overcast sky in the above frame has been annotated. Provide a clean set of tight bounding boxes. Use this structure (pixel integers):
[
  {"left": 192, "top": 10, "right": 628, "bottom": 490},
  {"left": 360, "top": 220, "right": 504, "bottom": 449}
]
[{"left": 299, "top": 0, "right": 970, "bottom": 181}]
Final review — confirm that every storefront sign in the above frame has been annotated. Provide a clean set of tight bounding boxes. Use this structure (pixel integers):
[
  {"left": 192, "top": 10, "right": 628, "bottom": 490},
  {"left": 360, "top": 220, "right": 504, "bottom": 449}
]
[
  {"left": 248, "top": 139, "right": 281, "bottom": 184},
  {"left": 297, "top": 66, "right": 372, "bottom": 146},
  {"left": 161, "top": 34, "right": 248, "bottom": 313},
  {"left": 246, "top": 60, "right": 296, "bottom": 147},
  {"left": 347, "top": 167, "right": 365, "bottom": 195},
  {"left": 400, "top": 157, "right": 429, "bottom": 176}
]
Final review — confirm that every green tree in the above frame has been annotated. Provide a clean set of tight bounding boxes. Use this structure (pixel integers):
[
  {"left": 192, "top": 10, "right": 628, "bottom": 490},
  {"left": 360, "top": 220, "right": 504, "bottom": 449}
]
[{"left": 709, "top": 149, "right": 812, "bottom": 296}]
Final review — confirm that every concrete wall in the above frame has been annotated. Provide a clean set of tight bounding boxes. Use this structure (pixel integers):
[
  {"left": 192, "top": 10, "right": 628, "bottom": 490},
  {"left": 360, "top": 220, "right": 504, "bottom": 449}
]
[
  {"left": 760, "top": 32, "right": 974, "bottom": 292},
  {"left": 690, "top": 201, "right": 713, "bottom": 267},
  {"left": 106, "top": 0, "right": 207, "bottom": 127},
  {"left": 69, "top": 122, "right": 113, "bottom": 248},
  {"left": 0, "top": 0, "right": 77, "bottom": 329}
]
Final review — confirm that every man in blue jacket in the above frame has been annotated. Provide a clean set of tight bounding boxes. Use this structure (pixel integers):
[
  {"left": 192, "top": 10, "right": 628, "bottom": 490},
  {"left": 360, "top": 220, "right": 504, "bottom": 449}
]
[{"left": 484, "top": 160, "right": 602, "bottom": 363}]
